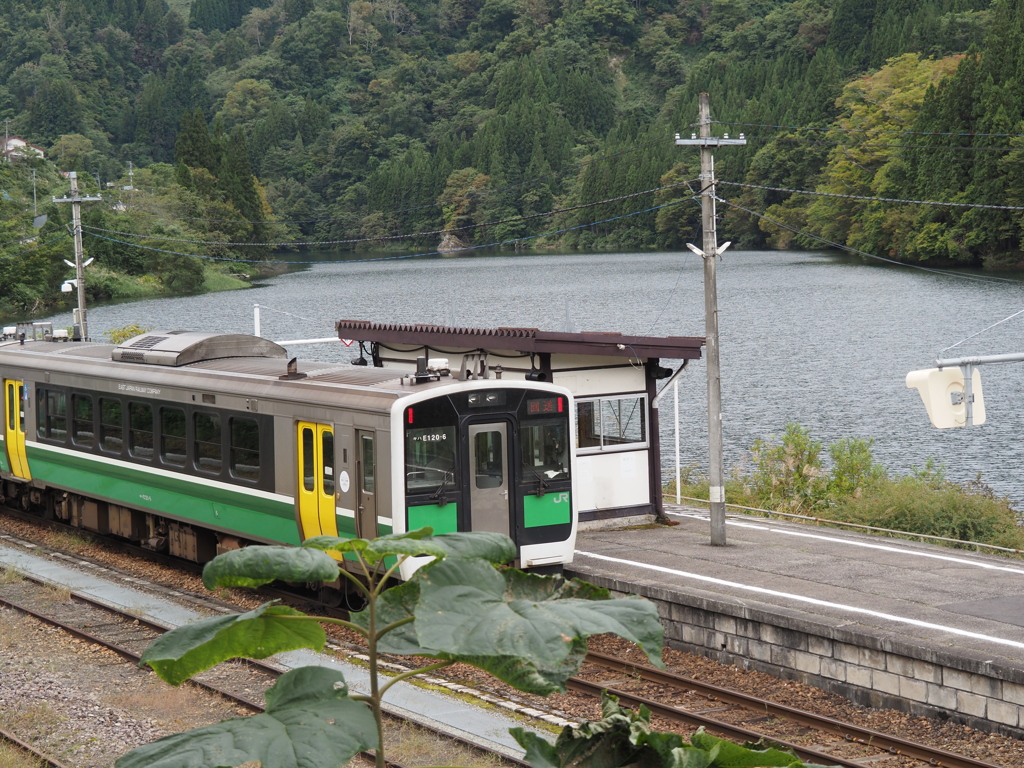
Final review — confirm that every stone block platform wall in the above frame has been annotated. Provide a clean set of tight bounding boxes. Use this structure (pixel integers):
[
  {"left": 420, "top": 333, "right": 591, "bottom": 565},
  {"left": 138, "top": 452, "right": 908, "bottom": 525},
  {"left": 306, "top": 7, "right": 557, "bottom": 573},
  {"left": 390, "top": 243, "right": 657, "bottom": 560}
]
[{"left": 578, "top": 576, "right": 1024, "bottom": 739}]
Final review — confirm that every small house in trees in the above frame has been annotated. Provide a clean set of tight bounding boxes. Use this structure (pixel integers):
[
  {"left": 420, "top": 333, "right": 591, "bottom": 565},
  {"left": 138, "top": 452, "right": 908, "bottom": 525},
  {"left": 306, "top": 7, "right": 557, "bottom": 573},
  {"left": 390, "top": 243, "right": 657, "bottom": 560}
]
[{"left": 3, "top": 137, "right": 45, "bottom": 162}]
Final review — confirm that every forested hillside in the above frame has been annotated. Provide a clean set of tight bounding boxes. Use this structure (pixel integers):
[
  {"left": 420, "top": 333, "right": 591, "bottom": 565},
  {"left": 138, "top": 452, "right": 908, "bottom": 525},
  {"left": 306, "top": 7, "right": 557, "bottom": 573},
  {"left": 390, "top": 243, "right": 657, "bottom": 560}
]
[{"left": 2, "top": 0, "right": 1022, "bottom": 319}]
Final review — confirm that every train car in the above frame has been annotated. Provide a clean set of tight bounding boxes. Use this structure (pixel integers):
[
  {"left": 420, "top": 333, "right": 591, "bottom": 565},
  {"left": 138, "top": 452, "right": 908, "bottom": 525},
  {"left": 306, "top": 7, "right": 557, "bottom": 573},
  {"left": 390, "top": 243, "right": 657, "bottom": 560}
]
[{"left": 0, "top": 331, "right": 576, "bottom": 586}]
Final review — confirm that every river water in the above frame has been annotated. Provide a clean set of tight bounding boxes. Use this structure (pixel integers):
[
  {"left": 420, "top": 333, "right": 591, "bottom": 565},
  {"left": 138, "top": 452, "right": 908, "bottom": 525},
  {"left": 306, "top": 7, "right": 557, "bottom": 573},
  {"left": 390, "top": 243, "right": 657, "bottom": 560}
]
[{"left": 38, "top": 249, "right": 1024, "bottom": 507}]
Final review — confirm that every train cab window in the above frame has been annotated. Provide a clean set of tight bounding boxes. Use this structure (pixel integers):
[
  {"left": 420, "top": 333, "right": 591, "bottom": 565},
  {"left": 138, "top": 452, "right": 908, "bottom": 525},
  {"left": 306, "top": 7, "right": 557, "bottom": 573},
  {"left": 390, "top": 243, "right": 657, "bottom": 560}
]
[
  {"left": 576, "top": 395, "right": 647, "bottom": 454},
  {"left": 473, "top": 431, "right": 504, "bottom": 489},
  {"left": 71, "top": 394, "right": 94, "bottom": 448},
  {"left": 405, "top": 426, "right": 456, "bottom": 494},
  {"left": 194, "top": 412, "right": 222, "bottom": 474},
  {"left": 36, "top": 388, "right": 67, "bottom": 442},
  {"left": 99, "top": 398, "right": 123, "bottom": 454},
  {"left": 129, "top": 402, "right": 154, "bottom": 460},
  {"left": 230, "top": 417, "right": 261, "bottom": 482},
  {"left": 160, "top": 407, "right": 187, "bottom": 467},
  {"left": 521, "top": 421, "right": 569, "bottom": 481}
]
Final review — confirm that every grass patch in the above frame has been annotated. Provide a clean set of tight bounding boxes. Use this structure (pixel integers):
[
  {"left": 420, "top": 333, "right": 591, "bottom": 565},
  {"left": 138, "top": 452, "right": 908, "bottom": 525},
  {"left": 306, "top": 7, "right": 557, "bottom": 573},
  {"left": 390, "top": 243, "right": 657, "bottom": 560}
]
[
  {"left": 0, "top": 740, "right": 46, "bottom": 768},
  {"left": 47, "top": 530, "right": 91, "bottom": 554},
  {"left": 381, "top": 716, "right": 516, "bottom": 768},
  {"left": 0, "top": 611, "right": 35, "bottom": 650},
  {"left": 202, "top": 266, "right": 251, "bottom": 292},
  {"left": 667, "top": 423, "right": 1024, "bottom": 552},
  {"left": 102, "top": 683, "right": 218, "bottom": 727},
  {"left": 0, "top": 566, "right": 23, "bottom": 585}
]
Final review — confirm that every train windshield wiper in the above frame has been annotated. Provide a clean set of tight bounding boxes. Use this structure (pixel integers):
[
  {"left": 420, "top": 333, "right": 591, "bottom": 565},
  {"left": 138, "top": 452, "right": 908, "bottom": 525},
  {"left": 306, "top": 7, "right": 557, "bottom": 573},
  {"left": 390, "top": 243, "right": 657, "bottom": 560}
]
[
  {"left": 527, "top": 466, "right": 550, "bottom": 497},
  {"left": 429, "top": 468, "right": 455, "bottom": 506}
]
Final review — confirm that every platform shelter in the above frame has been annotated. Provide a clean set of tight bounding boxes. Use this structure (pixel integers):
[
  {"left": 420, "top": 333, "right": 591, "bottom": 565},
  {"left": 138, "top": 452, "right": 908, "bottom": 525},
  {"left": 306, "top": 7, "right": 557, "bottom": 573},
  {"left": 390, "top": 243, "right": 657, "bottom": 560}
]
[{"left": 334, "top": 320, "right": 704, "bottom": 523}]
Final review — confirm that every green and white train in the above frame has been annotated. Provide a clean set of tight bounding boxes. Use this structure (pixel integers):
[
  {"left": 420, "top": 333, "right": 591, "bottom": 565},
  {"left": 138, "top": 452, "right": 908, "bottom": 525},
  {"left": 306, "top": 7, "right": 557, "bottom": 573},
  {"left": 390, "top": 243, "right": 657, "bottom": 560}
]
[{"left": 0, "top": 331, "right": 576, "bottom": 586}]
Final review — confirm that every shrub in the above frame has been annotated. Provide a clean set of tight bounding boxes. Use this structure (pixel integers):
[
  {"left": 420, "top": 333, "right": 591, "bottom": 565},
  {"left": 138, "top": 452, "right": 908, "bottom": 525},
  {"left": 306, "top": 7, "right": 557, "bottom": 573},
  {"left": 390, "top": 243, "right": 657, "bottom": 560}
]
[{"left": 665, "top": 424, "right": 1024, "bottom": 551}]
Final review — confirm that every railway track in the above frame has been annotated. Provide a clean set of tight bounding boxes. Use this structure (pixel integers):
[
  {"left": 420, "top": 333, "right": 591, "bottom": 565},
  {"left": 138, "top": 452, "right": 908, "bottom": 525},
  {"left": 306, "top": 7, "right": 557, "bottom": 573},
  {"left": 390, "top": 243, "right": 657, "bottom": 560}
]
[
  {"left": 575, "top": 651, "right": 1003, "bottom": 768},
  {"left": 0, "top": 724, "right": 72, "bottom": 768},
  {"left": 0, "top": 508, "right": 1014, "bottom": 768},
  {"left": 0, "top": 559, "right": 513, "bottom": 768}
]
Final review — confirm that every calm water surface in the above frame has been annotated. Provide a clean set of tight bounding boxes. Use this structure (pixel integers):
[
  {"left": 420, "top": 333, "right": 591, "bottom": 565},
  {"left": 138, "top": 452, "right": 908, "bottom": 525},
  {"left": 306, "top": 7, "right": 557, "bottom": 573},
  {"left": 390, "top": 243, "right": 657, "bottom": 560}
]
[{"left": 42, "top": 249, "right": 1024, "bottom": 507}]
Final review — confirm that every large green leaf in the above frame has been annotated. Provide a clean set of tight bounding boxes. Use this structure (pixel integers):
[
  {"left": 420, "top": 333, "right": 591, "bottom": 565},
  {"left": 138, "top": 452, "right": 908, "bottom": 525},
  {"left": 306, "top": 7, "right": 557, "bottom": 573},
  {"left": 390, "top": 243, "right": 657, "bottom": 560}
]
[
  {"left": 429, "top": 530, "right": 517, "bottom": 563},
  {"left": 356, "top": 558, "right": 662, "bottom": 694},
  {"left": 416, "top": 558, "right": 664, "bottom": 671},
  {"left": 202, "top": 546, "right": 339, "bottom": 590},
  {"left": 513, "top": 696, "right": 830, "bottom": 768},
  {"left": 689, "top": 730, "right": 806, "bottom": 768},
  {"left": 115, "top": 666, "right": 377, "bottom": 768},
  {"left": 141, "top": 603, "right": 326, "bottom": 685}
]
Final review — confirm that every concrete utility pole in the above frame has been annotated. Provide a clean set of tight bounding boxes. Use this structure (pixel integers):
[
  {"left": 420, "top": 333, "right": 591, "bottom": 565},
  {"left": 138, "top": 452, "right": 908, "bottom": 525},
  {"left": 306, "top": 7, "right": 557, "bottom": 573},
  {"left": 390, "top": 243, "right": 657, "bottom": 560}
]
[
  {"left": 53, "top": 172, "right": 102, "bottom": 341},
  {"left": 676, "top": 93, "right": 745, "bottom": 546}
]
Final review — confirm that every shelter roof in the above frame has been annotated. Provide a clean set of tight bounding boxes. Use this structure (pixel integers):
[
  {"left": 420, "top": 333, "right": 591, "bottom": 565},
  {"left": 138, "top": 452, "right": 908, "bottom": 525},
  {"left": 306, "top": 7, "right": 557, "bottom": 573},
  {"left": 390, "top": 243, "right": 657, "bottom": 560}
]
[{"left": 335, "top": 320, "right": 704, "bottom": 360}]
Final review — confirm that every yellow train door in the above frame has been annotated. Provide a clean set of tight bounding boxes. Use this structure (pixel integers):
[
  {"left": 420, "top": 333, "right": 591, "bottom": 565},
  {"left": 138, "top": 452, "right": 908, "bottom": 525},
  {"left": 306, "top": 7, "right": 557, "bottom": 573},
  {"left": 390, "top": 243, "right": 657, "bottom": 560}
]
[
  {"left": 296, "top": 422, "right": 338, "bottom": 540},
  {"left": 3, "top": 380, "right": 30, "bottom": 480}
]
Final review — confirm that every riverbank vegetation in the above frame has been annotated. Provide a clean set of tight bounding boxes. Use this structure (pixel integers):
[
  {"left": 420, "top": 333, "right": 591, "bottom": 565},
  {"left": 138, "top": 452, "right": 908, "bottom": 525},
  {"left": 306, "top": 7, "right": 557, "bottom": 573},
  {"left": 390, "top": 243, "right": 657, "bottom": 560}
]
[
  {"left": 666, "top": 422, "right": 1024, "bottom": 552},
  {"left": 4, "top": 0, "right": 1024, "bottom": 322}
]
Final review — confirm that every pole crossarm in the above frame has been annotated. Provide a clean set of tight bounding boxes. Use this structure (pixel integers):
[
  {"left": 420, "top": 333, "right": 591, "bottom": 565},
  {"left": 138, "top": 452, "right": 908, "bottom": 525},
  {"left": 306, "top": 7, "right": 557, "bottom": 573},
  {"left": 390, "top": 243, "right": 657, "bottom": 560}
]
[
  {"left": 675, "top": 138, "right": 749, "bottom": 147},
  {"left": 936, "top": 352, "right": 1024, "bottom": 369}
]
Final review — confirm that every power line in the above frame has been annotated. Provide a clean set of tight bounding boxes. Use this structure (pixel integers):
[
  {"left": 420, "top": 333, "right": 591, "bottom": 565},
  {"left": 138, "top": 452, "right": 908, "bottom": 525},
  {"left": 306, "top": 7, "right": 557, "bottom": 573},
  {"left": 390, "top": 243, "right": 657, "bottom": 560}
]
[
  {"left": 719, "top": 180, "right": 1024, "bottom": 212},
  {"left": 0, "top": 231, "right": 72, "bottom": 261},
  {"left": 714, "top": 120, "right": 1024, "bottom": 140},
  {"left": 939, "top": 308, "right": 1024, "bottom": 354},
  {"left": 126, "top": 132, "right": 679, "bottom": 226},
  {"left": 83, "top": 193, "right": 698, "bottom": 266},
  {"left": 714, "top": 194, "right": 1018, "bottom": 285},
  {"left": 82, "top": 179, "right": 699, "bottom": 249}
]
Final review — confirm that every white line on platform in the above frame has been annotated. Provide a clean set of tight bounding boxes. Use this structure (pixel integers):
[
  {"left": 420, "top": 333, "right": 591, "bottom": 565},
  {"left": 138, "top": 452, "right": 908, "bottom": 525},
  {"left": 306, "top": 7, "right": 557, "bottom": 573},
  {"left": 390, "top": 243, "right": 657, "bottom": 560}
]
[
  {"left": 574, "top": 549, "right": 1024, "bottom": 650},
  {"left": 667, "top": 510, "right": 1024, "bottom": 576}
]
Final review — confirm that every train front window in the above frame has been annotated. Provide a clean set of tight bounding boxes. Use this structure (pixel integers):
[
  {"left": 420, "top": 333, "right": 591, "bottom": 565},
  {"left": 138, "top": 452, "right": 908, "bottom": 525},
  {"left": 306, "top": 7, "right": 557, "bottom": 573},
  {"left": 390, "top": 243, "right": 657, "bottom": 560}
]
[
  {"left": 521, "top": 421, "right": 569, "bottom": 481},
  {"left": 405, "top": 425, "right": 456, "bottom": 494}
]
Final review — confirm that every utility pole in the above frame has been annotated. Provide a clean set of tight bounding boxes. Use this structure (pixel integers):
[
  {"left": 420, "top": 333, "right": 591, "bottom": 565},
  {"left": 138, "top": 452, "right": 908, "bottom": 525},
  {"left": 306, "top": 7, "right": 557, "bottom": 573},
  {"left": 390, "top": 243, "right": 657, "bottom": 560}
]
[
  {"left": 676, "top": 93, "right": 745, "bottom": 546},
  {"left": 3, "top": 119, "right": 9, "bottom": 163},
  {"left": 53, "top": 172, "right": 101, "bottom": 341}
]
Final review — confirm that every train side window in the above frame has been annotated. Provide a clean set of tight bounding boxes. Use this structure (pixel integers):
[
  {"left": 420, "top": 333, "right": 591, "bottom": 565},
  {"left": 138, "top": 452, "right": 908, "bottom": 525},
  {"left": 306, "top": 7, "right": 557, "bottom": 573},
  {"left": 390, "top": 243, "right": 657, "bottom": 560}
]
[
  {"left": 302, "top": 427, "right": 314, "bottom": 491},
  {"left": 194, "top": 412, "right": 222, "bottom": 474},
  {"left": 230, "top": 417, "right": 261, "bottom": 482},
  {"left": 129, "top": 402, "right": 154, "bottom": 460},
  {"left": 36, "top": 388, "right": 67, "bottom": 442},
  {"left": 160, "top": 407, "right": 187, "bottom": 467},
  {"left": 71, "top": 394, "right": 94, "bottom": 448},
  {"left": 322, "top": 430, "right": 335, "bottom": 495},
  {"left": 361, "top": 434, "right": 375, "bottom": 494},
  {"left": 99, "top": 398, "right": 123, "bottom": 454}
]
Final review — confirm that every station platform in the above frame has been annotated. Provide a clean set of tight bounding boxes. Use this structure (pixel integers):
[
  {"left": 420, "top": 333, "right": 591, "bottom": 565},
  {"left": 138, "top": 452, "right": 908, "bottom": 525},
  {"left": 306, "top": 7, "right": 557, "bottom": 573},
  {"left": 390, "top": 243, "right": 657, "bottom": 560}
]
[{"left": 568, "top": 504, "right": 1024, "bottom": 737}]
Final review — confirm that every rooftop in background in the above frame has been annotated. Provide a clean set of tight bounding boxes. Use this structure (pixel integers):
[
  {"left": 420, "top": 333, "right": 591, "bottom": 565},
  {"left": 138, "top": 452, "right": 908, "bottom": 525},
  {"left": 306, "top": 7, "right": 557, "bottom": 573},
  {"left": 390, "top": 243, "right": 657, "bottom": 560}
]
[{"left": 334, "top": 320, "right": 705, "bottom": 360}]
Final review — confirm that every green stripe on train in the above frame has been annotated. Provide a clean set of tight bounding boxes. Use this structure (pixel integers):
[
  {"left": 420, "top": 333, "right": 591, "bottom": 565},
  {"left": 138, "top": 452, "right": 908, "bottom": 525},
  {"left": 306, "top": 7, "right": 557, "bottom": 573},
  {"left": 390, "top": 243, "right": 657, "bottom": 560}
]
[
  {"left": 0, "top": 436, "right": 8, "bottom": 472},
  {"left": 524, "top": 492, "right": 571, "bottom": 527},
  {"left": 27, "top": 444, "right": 301, "bottom": 545},
  {"left": 407, "top": 503, "right": 458, "bottom": 535}
]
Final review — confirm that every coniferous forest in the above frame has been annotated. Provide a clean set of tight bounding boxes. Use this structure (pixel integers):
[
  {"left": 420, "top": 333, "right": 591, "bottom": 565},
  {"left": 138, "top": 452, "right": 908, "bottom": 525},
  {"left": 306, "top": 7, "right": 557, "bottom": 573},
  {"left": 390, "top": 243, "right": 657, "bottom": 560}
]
[{"left": 2, "top": 0, "right": 1024, "bottom": 318}]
